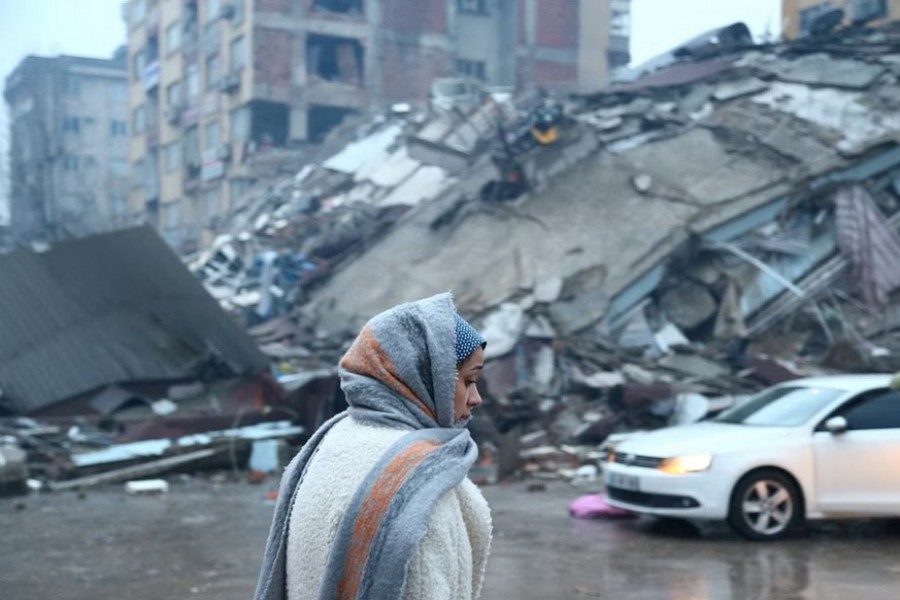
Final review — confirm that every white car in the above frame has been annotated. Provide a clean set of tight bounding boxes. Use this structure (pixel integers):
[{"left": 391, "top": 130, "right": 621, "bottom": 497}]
[{"left": 604, "top": 374, "right": 900, "bottom": 540}]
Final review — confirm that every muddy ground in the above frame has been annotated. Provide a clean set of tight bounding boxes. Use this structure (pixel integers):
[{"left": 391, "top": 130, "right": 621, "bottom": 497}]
[{"left": 2, "top": 475, "right": 899, "bottom": 599}]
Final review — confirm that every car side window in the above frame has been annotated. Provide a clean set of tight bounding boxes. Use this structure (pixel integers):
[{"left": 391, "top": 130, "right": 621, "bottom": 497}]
[{"left": 837, "top": 389, "right": 900, "bottom": 431}]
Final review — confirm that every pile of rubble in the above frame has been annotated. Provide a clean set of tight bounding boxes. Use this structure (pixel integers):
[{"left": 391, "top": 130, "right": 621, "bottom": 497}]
[
  {"left": 10, "top": 24, "right": 900, "bottom": 493},
  {"left": 189, "top": 89, "right": 521, "bottom": 328},
  {"left": 178, "top": 22, "right": 900, "bottom": 484},
  {"left": 0, "top": 413, "right": 303, "bottom": 494}
]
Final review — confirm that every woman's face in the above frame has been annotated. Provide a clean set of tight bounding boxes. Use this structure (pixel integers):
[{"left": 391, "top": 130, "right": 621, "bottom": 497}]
[{"left": 453, "top": 346, "right": 484, "bottom": 426}]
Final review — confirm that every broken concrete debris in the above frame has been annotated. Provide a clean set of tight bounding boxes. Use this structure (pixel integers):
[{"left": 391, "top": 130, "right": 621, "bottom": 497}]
[
  {"left": 9, "top": 22, "right": 900, "bottom": 493},
  {"left": 659, "top": 281, "right": 719, "bottom": 331}
]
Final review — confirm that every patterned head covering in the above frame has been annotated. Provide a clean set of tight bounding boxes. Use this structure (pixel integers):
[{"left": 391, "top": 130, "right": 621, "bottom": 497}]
[{"left": 454, "top": 313, "right": 486, "bottom": 364}]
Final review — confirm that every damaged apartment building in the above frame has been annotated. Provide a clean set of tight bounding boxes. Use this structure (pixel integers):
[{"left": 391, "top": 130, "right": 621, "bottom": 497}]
[
  {"left": 124, "top": 0, "right": 631, "bottom": 252},
  {"left": 3, "top": 52, "right": 130, "bottom": 247}
]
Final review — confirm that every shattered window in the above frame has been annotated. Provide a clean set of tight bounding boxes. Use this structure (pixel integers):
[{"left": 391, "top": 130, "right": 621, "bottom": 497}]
[{"left": 307, "top": 35, "right": 364, "bottom": 85}]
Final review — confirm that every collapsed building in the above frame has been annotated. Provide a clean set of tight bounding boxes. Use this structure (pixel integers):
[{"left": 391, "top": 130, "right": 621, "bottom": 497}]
[
  {"left": 7, "top": 22, "right": 900, "bottom": 489},
  {"left": 183, "top": 22, "right": 900, "bottom": 479},
  {"left": 0, "top": 227, "right": 317, "bottom": 488}
]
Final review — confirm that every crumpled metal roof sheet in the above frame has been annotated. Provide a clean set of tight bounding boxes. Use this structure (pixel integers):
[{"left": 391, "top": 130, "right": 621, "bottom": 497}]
[
  {"left": 0, "top": 227, "right": 269, "bottom": 414},
  {"left": 608, "top": 57, "right": 737, "bottom": 92}
]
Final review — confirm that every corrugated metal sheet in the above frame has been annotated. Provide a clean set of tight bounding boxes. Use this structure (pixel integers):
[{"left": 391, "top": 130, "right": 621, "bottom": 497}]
[
  {"left": 835, "top": 185, "right": 900, "bottom": 307},
  {"left": 0, "top": 227, "right": 269, "bottom": 414},
  {"left": 608, "top": 58, "right": 737, "bottom": 93}
]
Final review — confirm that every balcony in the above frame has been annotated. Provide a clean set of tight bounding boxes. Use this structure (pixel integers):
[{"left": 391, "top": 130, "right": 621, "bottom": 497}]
[{"left": 142, "top": 60, "right": 161, "bottom": 92}]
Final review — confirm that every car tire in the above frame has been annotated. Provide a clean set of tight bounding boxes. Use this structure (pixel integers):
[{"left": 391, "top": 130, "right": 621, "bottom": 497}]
[{"left": 728, "top": 469, "right": 803, "bottom": 541}]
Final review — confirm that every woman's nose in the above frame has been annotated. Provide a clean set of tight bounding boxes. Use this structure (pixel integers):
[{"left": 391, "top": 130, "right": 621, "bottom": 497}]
[{"left": 468, "top": 386, "right": 483, "bottom": 407}]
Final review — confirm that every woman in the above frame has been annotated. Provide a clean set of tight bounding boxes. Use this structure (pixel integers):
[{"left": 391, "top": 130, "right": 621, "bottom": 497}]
[{"left": 255, "top": 292, "right": 492, "bottom": 600}]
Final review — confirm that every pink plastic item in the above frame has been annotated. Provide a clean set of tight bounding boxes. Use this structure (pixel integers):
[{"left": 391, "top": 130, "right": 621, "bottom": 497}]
[{"left": 569, "top": 493, "right": 636, "bottom": 520}]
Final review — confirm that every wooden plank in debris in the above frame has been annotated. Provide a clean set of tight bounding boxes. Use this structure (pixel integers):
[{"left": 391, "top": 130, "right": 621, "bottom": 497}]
[{"left": 47, "top": 449, "right": 220, "bottom": 492}]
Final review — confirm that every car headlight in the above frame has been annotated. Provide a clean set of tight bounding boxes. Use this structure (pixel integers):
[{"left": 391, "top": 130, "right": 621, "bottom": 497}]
[{"left": 657, "top": 453, "right": 712, "bottom": 475}]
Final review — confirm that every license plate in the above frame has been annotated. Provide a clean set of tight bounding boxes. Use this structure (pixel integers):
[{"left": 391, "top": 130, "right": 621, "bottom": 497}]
[{"left": 608, "top": 472, "right": 640, "bottom": 492}]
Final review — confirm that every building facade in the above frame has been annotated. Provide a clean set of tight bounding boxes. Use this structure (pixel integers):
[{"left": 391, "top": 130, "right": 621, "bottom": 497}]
[
  {"left": 782, "top": 0, "right": 900, "bottom": 37},
  {"left": 124, "top": 0, "right": 630, "bottom": 250},
  {"left": 3, "top": 53, "right": 130, "bottom": 245}
]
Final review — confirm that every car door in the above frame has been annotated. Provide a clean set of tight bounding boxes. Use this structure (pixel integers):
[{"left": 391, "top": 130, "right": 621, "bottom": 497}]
[{"left": 812, "top": 388, "right": 900, "bottom": 515}]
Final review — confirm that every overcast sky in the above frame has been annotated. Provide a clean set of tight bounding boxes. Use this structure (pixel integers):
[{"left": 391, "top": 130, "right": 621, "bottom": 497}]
[{"left": 0, "top": 0, "right": 783, "bottom": 223}]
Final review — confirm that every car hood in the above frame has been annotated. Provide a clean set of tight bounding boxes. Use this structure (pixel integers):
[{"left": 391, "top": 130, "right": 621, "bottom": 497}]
[{"left": 615, "top": 421, "right": 794, "bottom": 457}]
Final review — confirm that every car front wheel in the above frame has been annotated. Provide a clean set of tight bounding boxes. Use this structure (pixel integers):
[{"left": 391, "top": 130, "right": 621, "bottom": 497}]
[{"left": 728, "top": 469, "right": 803, "bottom": 540}]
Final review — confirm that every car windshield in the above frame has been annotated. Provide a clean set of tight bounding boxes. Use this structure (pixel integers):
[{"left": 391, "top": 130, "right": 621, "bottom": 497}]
[{"left": 714, "top": 386, "right": 845, "bottom": 427}]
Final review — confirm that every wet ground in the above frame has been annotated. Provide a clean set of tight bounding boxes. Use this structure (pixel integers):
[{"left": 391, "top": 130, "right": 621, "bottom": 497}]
[{"left": 2, "top": 477, "right": 899, "bottom": 600}]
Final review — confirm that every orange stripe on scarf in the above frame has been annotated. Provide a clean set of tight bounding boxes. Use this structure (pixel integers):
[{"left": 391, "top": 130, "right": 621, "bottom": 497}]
[
  {"left": 336, "top": 439, "right": 440, "bottom": 600},
  {"left": 339, "top": 326, "right": 436, "bottom": 420}
]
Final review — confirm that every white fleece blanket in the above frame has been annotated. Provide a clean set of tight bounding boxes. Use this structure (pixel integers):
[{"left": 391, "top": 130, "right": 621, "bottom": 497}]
[{"left": 286, "top": 417, "right": 492, "bottom": 600}]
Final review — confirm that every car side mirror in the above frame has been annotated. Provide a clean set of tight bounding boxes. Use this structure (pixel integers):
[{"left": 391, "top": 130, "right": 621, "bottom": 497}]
[{"left": 824, "top": 416, "right": 848, "bottom": 434}]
